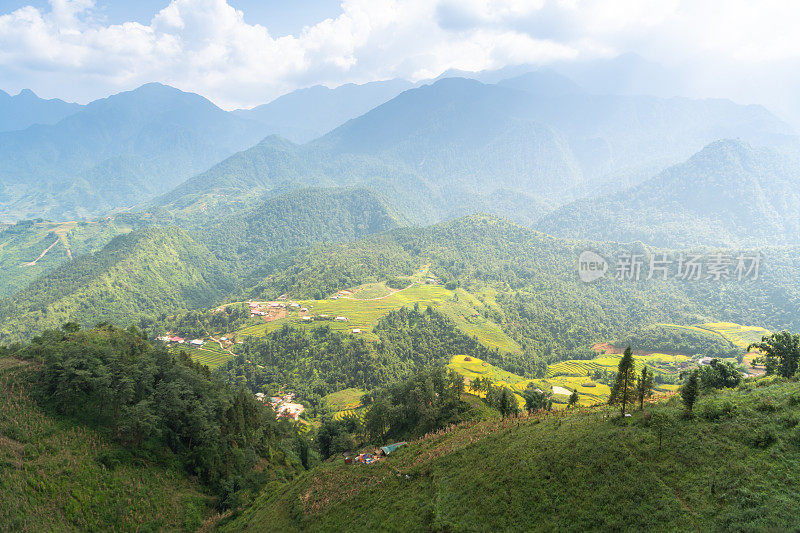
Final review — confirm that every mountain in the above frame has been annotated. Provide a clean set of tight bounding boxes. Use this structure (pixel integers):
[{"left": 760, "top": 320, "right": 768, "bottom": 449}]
[
  {"left": 0, "top": 218, "right": 129, "bottom": 299},
  {"left": 496, "top": 69, "right": 584, "bottom": 96},
  {"left": 225, "top": 379, "right": 800, "bottom": 531},
  {"left": 537, "top": 139, "right": 800, "bottom": 247},
  {"left": 0, "top": 227, "right": 234, "bottom": 343},
  {"left": 0, "top": 187, "right": 404, "bottom": 342},
  {"left": 202, "top": 187, "right": 404, "bottom": 268},
  {"left": 0, "top": 83, "right": 272, "bottom": 222},
  {"left": 152, "top": 77, "right": 793, "bottom": 228},
  {"left": 0, "top": 88, "right": 82, "bottom": 132},
  {"left": 234, "top": 79, "right": 414, "bottom": 143}
]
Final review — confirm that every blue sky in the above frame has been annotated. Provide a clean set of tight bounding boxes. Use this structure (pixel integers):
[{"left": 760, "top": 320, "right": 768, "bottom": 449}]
[{"left": 0, "top": 0, "right": 342, "bottom": 35}]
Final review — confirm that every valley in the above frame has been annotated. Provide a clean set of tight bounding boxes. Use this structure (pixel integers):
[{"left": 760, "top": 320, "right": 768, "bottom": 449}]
[{"left": 2, "top": 15, "right": 800, "bottom": 530}]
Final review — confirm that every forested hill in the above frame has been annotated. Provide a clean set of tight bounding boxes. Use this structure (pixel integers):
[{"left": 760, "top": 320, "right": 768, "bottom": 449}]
[
  {"left": 148, "top": 77, "right": 792, "bottom": 228},
  {"left": 538, "top": 139, "right": 800, "bottom": 247},
  {"left": 0, "top": 227, "right": 234, "bottom": 343},
  {"left": 0, "top": 187, "right": 404, "bottom": 343},
  {"left": 202, "top": 187, "right": 404, "bottom": 268},
  {"left": 251, "top": 214, "right": 800, "bottom": 360}
]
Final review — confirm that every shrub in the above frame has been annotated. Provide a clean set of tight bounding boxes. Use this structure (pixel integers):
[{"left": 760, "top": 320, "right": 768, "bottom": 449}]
[
  {"left": 787, "top": 393, "right": 800, "bottom": 407},
  {"left": 698, "top": 399, "right": 736, "bottom": 421},
  {"left": 747, "top": 427, "right": 777, "bottom": 449},
  {"left": 755, "top": 399, "right": 779, "bottom": 413},
  {"left": 790, "top": 427, "right": 800, "bottom": 447},
  {"left": 779, "top": 413, "right": 799, "bottom": 429}
]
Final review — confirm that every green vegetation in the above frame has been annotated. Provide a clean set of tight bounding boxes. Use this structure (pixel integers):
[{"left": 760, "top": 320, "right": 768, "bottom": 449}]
[
  {"left": 0, "top": 355, "right": 212, "bottom": 531},
  {"left": 5, "top": 324, "right": 304, "bottom": 513},
  {"left": 225, "top": 378, "right": 800, "bottom": 531},
  {"left": 616, "top": 323, "right": 739, "bottom": 359},
  {"left": 0, "top": 218, "right": 128, "bottom": 298},
  {"left": 0, "top": 227, "right": 234, "bottom": 344}
]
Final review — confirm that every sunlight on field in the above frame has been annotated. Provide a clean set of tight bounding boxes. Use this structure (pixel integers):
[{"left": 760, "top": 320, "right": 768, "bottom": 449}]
[
  {"left": 695, "top": 322, "right": 771, "bottom": 349},
  {"left": 232, "top": 282, "right": 522, "bottom": 355}
]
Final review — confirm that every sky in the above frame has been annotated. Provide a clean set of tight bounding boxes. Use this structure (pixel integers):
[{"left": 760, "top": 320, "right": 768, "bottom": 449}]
[{"left": 1, "top": 0, "right": 800, "bottom": 120}]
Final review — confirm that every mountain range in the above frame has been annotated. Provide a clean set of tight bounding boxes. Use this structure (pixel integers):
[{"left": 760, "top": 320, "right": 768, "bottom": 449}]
[
  {"left": 0, "top": 88, "right": 82, "bottom": 133},
  {"left": 538, "top": 139, "right": 800, "bottom": 247}
]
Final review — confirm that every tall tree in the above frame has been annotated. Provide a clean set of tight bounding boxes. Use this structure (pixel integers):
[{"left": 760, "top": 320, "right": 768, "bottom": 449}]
[
  {"left": 748, "top": 331, "right": 800, "bottom": 378},
  {"left": 636, "top": 367, "right": 655, "bottom": 410},
  {"left": 608, "top": 346, "right": 637, "bottom": 416},
  {"left": 568, "top": 389, "right": 579, "bottom": 409},
  {"left": 681, "top": 370, "right": 700, "bottom": 413}
]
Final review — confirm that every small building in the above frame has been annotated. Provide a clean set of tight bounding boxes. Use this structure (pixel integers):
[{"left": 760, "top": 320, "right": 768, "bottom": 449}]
[
  {"left": 335, "top": 316, "right": 348, "bottom": 322},
  {"left": 169, "top": 336, "right": 185, "bottom": 344},
  {"left": 300, "top": 308, "right": 309, "bottom": 312},
  {"left": 302, "top": 316, "right": 313, "bottom": 321},
  {"left": 352, "top": 329, "right": 361, "bottom": 334},
  {"left": 190, "top": 339, "right": 204, "bottom": 346},
  {"left": 220, "top": 336, "right": 227, "bottom": 341},
  {"left": 255, "top": 393, "right": 266, "bottom": 402}
]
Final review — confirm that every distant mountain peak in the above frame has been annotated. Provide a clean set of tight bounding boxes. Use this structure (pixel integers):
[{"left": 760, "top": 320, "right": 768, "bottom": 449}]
[{"left": 497, "top": 69, "right": 583, "bottom": 96}]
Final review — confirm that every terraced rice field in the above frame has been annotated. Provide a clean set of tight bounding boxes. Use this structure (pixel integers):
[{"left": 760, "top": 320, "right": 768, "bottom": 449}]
[
  {"left": 694, "top": 322, "right": 771, "bottom": 349},
  {"left": 547, "top": 353, "right": 689, "bottom": 379},
  {"left": 332, "top": 407, "right": 366, "bottom": 422},
  {"left": 448, "top": 355, "right": 609, "bottom": 407},
  {"left": 323, "top": 388, "right": 365, "bottom": 412},
  {"left": 232, "top": 283, "right": 522, "bottom": 356},
  {"left": 177, "top": 345, "right": 233, "bottom": 369}
]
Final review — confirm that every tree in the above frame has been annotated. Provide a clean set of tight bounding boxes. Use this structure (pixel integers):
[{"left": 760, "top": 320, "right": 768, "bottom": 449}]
[
  {"left": 568, "top": 389, "right": 579, "bottom": 409},
  {"left": 748, "top": 331, "right": 800, "bottom": 378},
  {"left": 523, "top": 386, "right": 552, "bottom": 414},
  {"left": 609, "top": 346, "right": 637, "bottom": 416},
  {"left": 697, "top": 359, "right": 742, "bottom": 389},
  {"left": 681, "top": 371, "right": 700, "bottom": 413},
  {"left": 636, "top": 367, "right": 655, "bottom": 410}
]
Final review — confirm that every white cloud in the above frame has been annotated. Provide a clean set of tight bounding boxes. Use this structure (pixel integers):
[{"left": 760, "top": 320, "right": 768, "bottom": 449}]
[{"left": 1, "top": 0, "right": 800, "bottom": 109}]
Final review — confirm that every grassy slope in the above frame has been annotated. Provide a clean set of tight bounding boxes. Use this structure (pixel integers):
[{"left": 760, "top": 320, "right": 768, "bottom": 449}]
[
  {"left": 0, "top": 227, "right": 233, "bottom": 343},
  {"left": 233, "top": 283, "right": 521, "bottom": 356},
  {"left": 0, "top": 357, "right": 212, "bottom": 532},
  {"left": 0, "top": 219, "right": 128, "bottom": 298},
  {"left": 226, "top": 379, "right": 800, "bottom": 532}
]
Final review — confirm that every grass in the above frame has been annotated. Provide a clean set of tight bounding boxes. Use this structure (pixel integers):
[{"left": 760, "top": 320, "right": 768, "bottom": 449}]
[
  {"left": 224, "top": 378, "right": 800, "bottom": 532},
  {"left": 0, "top": 357, "right": 213, "bottom": 532},
  {"left": 174, "top": 344, "right": 233, "bottom": 369},
  {"left": 695, "top": 322, "right": 772, "bottom": 350},
  {"left": 323, "top": 388, "right": 365, "bottom": 412},
  {"left": 231, "top": 283, "right": 522, "bottom": 356}
]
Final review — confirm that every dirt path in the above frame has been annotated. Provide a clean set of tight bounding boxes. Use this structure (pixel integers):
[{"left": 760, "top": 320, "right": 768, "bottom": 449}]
[{"left": 20, "top": 238, "right": 60, "bottom": 267}]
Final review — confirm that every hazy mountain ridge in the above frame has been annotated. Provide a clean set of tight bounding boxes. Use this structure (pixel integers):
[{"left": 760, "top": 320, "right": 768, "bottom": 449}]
[
  {"left": 234, "top": 79, "right": 414, "bottom": 143},
  {"left": 0, "top": 83, "right": 273, "bottom": 221},
  {"left": 149, "top": 76, "right": 792, "bottom": 229},
  {"left": 538, "top": 139, "right": 800, "bottom": 247},
  {"left": 0, "top": 88, "right": 82, "bottom": 133}
]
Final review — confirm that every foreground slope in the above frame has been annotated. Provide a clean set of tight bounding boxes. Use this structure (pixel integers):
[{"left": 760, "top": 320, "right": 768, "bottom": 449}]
[
  {"left": 0, "top": 357, "right": 210, "bottom": 531},
  {"left": 539, "top": 139, "right": 800, "bottom": 247},
  {"left": 227, "top": 379, "right": 800, "bottom": 531}
]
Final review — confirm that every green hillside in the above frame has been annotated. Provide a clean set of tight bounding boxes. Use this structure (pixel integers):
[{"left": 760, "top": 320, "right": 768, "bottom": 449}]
[
  {"left": 538, "top": 140, "right": 800, "bottom": 247},
  {"left": 0, "top": 356, "right": 212, "bottom": 531},
  {"left": 0, "top": 218, "right": 129, "bottom": 298},
  {"left": 225, "top": 378, "right": 800, "bottom": 531},
  {"left": 0, "top": 227, "right": 234, "bottom": 343}
]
